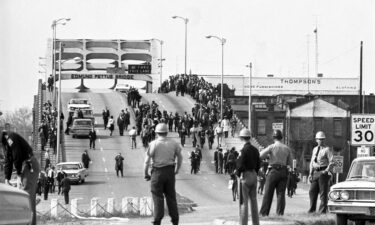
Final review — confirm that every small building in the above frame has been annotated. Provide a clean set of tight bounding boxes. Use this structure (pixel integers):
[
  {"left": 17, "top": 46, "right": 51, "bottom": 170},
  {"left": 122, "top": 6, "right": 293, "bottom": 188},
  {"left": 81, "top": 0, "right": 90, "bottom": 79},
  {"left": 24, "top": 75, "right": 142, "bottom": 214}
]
[{"left": 286, "top": 98, "right": 350, "bottom": 176}]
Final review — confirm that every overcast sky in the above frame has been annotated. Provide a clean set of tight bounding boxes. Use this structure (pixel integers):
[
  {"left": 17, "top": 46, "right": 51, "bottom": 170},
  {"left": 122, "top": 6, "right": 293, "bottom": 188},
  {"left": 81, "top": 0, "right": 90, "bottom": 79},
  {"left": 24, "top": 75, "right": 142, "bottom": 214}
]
[{"left": 0, "top": 0, "right": 374, "bottom": 111}]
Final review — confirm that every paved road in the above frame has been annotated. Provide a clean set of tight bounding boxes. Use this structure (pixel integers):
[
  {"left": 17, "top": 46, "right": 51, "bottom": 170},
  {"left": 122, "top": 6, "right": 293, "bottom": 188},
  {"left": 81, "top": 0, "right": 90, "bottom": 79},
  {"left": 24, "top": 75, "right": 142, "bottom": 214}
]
[{"left": 38, "top": 89, "right": 312, "bottom": 224}]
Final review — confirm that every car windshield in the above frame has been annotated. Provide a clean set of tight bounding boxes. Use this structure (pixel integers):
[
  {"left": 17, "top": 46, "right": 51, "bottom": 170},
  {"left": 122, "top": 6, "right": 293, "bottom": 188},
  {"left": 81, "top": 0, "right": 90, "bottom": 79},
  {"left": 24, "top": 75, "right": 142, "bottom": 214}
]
[
  {"left": 71, "top": 99, "right": 88, "bottom": 104},
  {"left": 59, "top": 164, "right": 79, "bottom": 170},
  {"left": 347, "top": 160, "right": 375, "bottom": 180},
  {"left": 75, "top": 121, "right": 92, "bottom": 126}
]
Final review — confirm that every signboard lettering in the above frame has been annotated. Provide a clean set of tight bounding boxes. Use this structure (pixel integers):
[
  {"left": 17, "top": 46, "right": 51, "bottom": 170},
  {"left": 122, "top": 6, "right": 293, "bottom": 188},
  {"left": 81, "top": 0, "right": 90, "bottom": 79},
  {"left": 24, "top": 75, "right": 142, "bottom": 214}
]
[
  {"left": 54, "top": 73, "right": 152, "bottom": 82},
  {"left": 128, "top": 64, "right": 151, "bottom": 74},
  {"left": 357, "top": 146, "right": 370, "bottom": 158},
  {"left": 272, "top": 123, "right": 283, "bottom": 131},
  {"left": 351, "top": 114, "right": 375, "bottom": 146}
]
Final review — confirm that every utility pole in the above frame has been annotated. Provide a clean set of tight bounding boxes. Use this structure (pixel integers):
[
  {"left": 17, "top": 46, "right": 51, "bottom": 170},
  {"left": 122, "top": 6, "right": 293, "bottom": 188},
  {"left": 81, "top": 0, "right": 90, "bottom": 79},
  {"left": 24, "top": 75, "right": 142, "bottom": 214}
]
[{"left": 359, "top": 41, "right": 363, "bottom": 114}]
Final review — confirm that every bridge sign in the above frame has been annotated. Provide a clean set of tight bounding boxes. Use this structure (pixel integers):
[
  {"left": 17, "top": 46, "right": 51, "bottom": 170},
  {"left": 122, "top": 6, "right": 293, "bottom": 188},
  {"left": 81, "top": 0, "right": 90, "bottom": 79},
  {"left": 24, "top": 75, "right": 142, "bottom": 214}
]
[
  {"left": 128, "top": 64, "right": 151, "bottom": 74},
  {"left": 351, "top": 114, "right": 375, "bottom": 146}
]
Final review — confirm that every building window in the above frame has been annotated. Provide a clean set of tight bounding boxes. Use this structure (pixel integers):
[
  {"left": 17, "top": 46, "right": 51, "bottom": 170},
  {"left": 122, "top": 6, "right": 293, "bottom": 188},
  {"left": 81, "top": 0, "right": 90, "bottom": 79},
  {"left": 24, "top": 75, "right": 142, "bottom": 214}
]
[
  {"left": 314, "top": 118, "right": 323, "bottom": 133},
  {"left": 334, "top": 119, "right": 343, "bottom": 137},
  {"left": 257, "top": 119, "right": 266, "bottom": 135},
  {"left": 291, "top": 118, "right": 300, "bottom": 140}
]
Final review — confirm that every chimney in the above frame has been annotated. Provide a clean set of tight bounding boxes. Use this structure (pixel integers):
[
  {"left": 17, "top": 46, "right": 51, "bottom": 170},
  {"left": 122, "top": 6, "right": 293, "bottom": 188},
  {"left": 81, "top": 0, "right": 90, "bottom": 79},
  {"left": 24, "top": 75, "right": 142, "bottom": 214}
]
[
  {"left": 267, "top": 74, "right": 274, "bottom": 77},
  {"left": 317, "top": 73, "right": 323, "bottom": 77}
]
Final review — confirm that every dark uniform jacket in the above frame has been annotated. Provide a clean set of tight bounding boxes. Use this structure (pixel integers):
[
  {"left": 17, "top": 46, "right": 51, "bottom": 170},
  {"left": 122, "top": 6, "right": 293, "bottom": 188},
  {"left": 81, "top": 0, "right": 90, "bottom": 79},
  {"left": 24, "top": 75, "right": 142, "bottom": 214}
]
[
  {"left": 61, "top": 177, "right": 71, "bottom": 193},
  {"left": 2, "top": 132, "right": 33, "bottom": 180},
  {"left": 236, "top": 142, "right": 260, "bottom": 177}
]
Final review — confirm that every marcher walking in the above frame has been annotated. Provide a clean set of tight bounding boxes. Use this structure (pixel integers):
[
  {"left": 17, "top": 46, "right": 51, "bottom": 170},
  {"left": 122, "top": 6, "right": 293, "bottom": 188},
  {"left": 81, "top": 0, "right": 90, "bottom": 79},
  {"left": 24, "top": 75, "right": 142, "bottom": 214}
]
[
  {"left": 108, "top": 116, "right": 114, "bottom": 136},
  {"left": 236, "top": 128, "right": 260, "bottom": 225},
  {"left": 2, "top": 131, "right": 40, "bottom": 225},
  {"left": 259, "top": 130, "right": 292, "bottom": 217},
  {"left": 61, "top": 173, "right": 71, "bottom": 204},
  {"left": 308, "top": 131, "right": 333, "bottom": 214},
  {"left": 81, "top": 150, "right": 91, "bottom": 169},
  {"left": 88, "top": 128, "right": 97, "bottom": 149},
  {"left": 129, "top": 127, "right": 137, "bottom": 149},
  {"left": 115, "top": 153, "right": 124, "bottom": 177},
  {"left": 56, "top": 167, "right": 64, "bottom": 195},
  {"left": 144, "top": 123, "right": 183, "bottom": 225}
]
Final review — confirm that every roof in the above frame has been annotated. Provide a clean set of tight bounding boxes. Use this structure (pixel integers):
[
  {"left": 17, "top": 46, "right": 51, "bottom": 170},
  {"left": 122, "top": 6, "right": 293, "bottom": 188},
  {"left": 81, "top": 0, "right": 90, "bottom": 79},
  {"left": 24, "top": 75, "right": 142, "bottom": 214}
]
[
  {"left": 287, "top": 98, "right": 349, "bottom": 118},
  {"left": 353, "top": 156, "right": 375, "bottom": 162},
  {"left": 57, "top": 162, "right": 81, "bottom": 165}
]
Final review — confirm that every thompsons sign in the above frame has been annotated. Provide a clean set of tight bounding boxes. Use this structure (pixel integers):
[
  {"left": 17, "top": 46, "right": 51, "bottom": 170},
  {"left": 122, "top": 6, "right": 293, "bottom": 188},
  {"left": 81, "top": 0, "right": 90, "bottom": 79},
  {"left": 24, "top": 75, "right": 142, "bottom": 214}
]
[{"left": 199, "top": 75, "right": 359, "bottom": 96}]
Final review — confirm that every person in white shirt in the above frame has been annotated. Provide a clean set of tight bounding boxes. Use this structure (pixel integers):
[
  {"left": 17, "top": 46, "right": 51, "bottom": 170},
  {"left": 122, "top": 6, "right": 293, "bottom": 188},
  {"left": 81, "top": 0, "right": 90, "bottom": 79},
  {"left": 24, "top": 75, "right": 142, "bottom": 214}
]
[
  {"left": 221, "top": 116, "right": 230, "bottom": 138},
  {"left": 215, "top": 123, "right": 223, "bottom": 147},
  {"left": 129, "top": 126, "right": 137, "bottom": 149}
]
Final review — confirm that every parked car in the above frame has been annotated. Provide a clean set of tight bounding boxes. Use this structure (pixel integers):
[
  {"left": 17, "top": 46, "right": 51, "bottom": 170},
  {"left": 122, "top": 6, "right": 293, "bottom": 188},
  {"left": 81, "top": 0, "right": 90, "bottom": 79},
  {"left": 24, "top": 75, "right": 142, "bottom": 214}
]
[
  {"left": 72, "top": 108, "right": 95, "bottom": 124},
  {"left": 0, "top": 183, "right": 32, "bottom": 224},
  {"left": 67, "top": 98, "right": 91, "bottom": 113},
  {"left": 114, "top": 83, "right": 130, "bottom": 93},
  {"left": 328, "top": 156, "right": 375, "bottom": 225},
  {"left": 56, "top": 162, "right": 88, "bottom": 184},
  {"left": 70, "top": 119, "right": 93, "bottom": 138}
]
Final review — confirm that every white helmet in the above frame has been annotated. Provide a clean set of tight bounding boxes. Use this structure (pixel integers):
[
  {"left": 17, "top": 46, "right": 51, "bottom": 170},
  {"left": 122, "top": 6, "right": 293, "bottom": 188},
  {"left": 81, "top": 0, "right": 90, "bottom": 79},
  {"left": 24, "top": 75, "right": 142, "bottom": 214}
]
[
  {"left": 239, "top": 128, "right": 251, "bottom": 137},
  {"left": 155, "top": 123, "right": 168, "bottom": 133},
  {"left": 315, "top": 131, "right": 326, "bottom": 139}
]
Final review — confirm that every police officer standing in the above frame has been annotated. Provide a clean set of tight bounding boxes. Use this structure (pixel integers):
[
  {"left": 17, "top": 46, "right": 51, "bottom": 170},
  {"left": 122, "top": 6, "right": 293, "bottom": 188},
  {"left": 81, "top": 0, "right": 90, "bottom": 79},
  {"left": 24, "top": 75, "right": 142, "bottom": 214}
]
[
  {"left": 2, "top": 131, "right": 40, "bottom": 225},
  {"left": 144, "top": 123, "right": 183, "bottom": 225},
  {"left": 259, "top": 130, "right": 292, "bottom": 217},
  {"left": 236, "top": 128, "right": 260, "bottom": 225},
  {"left": 308, "top": 131, "right": 333, "bottom": 214}
]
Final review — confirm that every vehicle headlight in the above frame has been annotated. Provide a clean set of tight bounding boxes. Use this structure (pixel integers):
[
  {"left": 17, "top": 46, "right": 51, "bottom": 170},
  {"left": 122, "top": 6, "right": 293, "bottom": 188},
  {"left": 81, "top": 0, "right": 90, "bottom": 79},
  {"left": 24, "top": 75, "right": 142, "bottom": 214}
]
[
  {"left": 329, "top": 190, "right": 340, "bottom": 200},
  {"left": 340, "top": 191, "right": 350, "bottom": 200}
]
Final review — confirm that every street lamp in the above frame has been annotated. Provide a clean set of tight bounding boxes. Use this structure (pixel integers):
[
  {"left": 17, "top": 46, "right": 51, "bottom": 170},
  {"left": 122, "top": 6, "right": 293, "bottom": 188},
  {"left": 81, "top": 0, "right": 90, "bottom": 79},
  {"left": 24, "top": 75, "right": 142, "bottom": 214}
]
[
  {"left": 246, "top": 63, "right": 252, "bottom": 133},
  {"left": 153, "top": 39, "right": 165, "bottom": 88},
  {"left": 51, "top": 18, "right": 71, "bottom": 107},
  {"left": 172, "top": 16, "right": 188, "bottom": 75},
  {"left": 56, "top": 42, "right": 80, "bottom": 163},
  {"left": 206, "top": 35, "right": 226, "bottom": 121}
]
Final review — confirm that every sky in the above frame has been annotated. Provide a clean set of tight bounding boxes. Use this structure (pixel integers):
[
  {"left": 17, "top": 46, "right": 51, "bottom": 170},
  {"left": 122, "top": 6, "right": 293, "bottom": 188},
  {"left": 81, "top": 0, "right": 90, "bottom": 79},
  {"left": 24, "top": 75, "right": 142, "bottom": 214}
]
[{"left": 0, "top": 0, "right": 374, "bottom": 111}]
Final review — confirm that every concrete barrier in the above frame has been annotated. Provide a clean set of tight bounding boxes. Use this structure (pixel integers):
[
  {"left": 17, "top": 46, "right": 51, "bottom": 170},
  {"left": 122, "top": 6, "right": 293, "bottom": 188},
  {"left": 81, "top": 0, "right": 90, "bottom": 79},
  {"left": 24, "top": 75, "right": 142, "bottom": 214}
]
[
  {"left": 90, "top": 197, "right": 100, "bottom": 216},
  {"left": 51, "top": 198, "right": 58, "bottom": 218},
  {"left": 122, "top": 197, "right": 139, "bottom": 214},
  {"left": 107, "top": 198, "right": 115, "bottom": 214},
  {"left": 139, "top": 197, "right": 153, "bottom": 216}
]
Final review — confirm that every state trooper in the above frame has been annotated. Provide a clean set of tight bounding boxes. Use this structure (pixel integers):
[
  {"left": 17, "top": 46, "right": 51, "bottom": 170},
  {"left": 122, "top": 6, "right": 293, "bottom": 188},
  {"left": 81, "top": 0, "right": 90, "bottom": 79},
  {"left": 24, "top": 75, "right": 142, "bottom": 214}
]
[
  {"left": 308, "top": 131, "right": 333, "bottom": 214},
  {"left": 259, "top": 130, "right": 292, "bottom": 217},
  {"left": 144, "top": 123, "right": 183, "bottom": 225},
  {"left": 236, "top": 128, "right": 260, "bottom": 225},
  {"left": 2, "top": 131, "right": 40, "bottom": 225}
]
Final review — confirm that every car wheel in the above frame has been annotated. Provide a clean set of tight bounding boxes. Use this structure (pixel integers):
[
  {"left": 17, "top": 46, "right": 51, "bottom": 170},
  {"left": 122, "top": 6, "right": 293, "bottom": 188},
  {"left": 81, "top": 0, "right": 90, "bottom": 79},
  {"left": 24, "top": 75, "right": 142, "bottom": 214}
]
[
  {"left": 336, "top": 214, "right": 348, "bottom": 225},
  {"left": 354, "top": 220, "right": 366, "bottom": 225},
  {"left": 81, "top": 178, "right": 85, "bottom": 184},
  {"left": 72, "top": 134, "right": 76, "bottom": 138}
]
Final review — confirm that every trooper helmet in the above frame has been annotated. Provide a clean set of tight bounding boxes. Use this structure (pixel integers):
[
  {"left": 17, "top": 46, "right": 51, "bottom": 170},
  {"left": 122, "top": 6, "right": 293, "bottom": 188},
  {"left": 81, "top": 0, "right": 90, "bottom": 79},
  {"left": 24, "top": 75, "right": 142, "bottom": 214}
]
[
  {"left": 273, "top": 129, "right": 283, "bottom": 140},
  {"left": 239, "top": 128, "right": 251, "bottom": 137},
  {"left": 155, "top": 123, "right": 168, "bottom": 133},
  {"left": 315, "top": 131, "right": 326, "bottom": 139}
]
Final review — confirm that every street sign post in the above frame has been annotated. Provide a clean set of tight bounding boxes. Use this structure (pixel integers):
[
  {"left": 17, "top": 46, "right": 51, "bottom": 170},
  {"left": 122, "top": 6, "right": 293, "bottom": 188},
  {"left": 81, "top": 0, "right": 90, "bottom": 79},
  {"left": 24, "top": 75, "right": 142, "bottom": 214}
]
[
  {"left": 351, "top": 114, "right": 375, "bottom": 146},
  {"left": 332, "top": 155, "right": 344, "bottom": 183}
]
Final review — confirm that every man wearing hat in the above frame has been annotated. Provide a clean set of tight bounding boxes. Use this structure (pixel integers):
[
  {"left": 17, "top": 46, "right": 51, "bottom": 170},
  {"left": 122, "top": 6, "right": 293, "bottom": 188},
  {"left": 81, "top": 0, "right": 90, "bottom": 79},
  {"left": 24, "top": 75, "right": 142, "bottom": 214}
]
[
  {"left": 259, "top": 129, "right": 292, "bottom": 217},
  {"left": 236, "top": 128, "right": 260, "bottom": 225},
  {"left": 144, "top": 123, "right": 183, "bottom": 225},
  {"left": 2, "top": 131, "right": 40, "bottom": 225},
  {"left": 308, "top": 131, "right": 333, "bottom": 214}
]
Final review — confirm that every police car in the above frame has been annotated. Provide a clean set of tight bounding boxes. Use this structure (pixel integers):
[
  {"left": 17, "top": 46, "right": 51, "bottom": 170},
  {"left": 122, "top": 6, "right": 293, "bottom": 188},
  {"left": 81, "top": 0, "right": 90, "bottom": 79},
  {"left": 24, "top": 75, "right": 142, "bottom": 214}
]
[
  {"left": 56, "top": 162, "right": 88, "bottom": 184},
  {"left": 67, "top": 98, "right": 91, "bottom": 113},
  {"left": 328, "top": 156, "right": 375, "bottom": 225}
]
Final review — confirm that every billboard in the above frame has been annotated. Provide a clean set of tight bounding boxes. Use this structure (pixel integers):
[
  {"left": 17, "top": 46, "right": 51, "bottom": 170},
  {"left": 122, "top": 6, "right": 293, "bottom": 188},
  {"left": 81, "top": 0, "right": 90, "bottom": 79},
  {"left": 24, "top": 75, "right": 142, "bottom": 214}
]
[{"left": 199, "top": 75, "right": 359, "bottom": 96}]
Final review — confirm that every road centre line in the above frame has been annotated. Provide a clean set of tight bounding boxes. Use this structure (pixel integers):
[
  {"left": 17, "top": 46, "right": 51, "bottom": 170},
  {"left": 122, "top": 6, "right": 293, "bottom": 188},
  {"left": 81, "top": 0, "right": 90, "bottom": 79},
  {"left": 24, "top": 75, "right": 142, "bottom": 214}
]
[
  {"left": 102, "top": 157, "right": 106, "bottom": 162},
  {"left": 100, "top": 147, "right": 103, "bottom": 151},
  {"left": 105, "top": 168, "right": 108, "bottom": 173}
]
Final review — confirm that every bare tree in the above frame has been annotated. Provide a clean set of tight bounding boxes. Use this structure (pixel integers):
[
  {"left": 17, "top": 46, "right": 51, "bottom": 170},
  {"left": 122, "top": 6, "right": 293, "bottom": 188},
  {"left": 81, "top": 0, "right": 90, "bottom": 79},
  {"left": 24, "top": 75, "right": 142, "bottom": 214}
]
[{"left": 0, "top": 107, "right": 33, "bottom": 139}]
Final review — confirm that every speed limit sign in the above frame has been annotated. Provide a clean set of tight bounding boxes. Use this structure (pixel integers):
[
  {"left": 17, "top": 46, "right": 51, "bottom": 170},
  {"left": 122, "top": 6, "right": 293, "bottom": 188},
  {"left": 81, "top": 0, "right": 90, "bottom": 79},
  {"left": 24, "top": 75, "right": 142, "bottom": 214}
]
[
  {"left": 351, "top": 114, "right": 375, "bottom": 146},
  {"left": 332, "top": 155, "right": 344, "bottom": 173}
]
